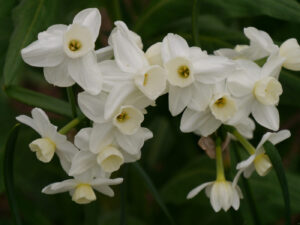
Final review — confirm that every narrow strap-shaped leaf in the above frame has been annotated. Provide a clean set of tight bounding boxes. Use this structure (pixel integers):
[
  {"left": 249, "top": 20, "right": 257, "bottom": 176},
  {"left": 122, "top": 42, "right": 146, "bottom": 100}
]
[
  {"left": 3, "top": 0, "right": 58, "bottom": 85},
  {"left": 264, "top": 141, "right": 291, "bottom": 225},
  {"left": 66, "top": 86, "right": 77, "bottom": 118},
  {"left": 231, "top": 142, "right": 261, "bottom": 225},
  {"left": 133, "top": 163, "right": 176, "bottom": 225},
  {"left": 3, "top": 124, "right": 22, "bottom": 225},
  {"left": 5, "top": 85, "right": 80, "bottom": 118},
  {"left": 192, "top": 0, "right": 199, "bottom": 46}
]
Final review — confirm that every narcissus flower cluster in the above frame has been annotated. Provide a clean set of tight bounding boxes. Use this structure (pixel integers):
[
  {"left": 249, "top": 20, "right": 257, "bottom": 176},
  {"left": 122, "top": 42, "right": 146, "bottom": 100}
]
[{"left": 18, "top": 8, "right": 294, "bottom": 210}]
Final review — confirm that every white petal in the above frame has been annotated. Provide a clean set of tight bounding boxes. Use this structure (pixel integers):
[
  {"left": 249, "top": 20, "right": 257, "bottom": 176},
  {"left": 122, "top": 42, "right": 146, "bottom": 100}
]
[
  {"left": 168, "top": 86, "right": 192, "bottom": 116},
  {"left": 236, "top": 155, "right": 256, "bottom": 170},
  {"left": 16, "top": 115, "right": 39, "bottom": 135},
  {"left": 95, "top": 46, "right": 113, "bottom": 62},
  {"left": 54, "top": 135, "right": 78, "bottom": 161},
  {"left": 233, "top": 117, "right": 255, "bottom": 139},
  {"left": 78, "top": 91, "right": 106, "bottom": 123},
  {"left": 134, "top": 65, "right": 167, "bottom": 100},
  {"left": 44, "top": 59, "right": 75, "bottom": 87},
  {"left": 90, "top": 123, "right": 114, "bottom": 154},
  {"left": 92, "top": 177, "right": 123, "bottom": 197},
  {"left": 109, "top": 21, "right": 148, "bottom": 73},
  {"left": 73, "top": 8, "right": 101, "bottom": 42},
  {"left": 161, "top": 33, "right": 190, "bottom": 63},
  {"left": 214, "top": 48, "right": 240, "bottom": 59},
  {"left": 268, "top": 130, "right": 291, "bottom": 145},
  {"left": 279, "top": 38, "right": 300, "bottom": 71},
  {"left": 31, "top": 108, "right": 57, "bottom": 138},
  {"left": 194, "top": 110, "right": 222, "bottom": 137},
  {"left": 227, "top": 68, "right": 255, "bottom": 98},
  {"left": 74, "top": 128, "right": 92, "bottom": 151},
  {"left": 100, "top": 60, "right": 133, "bottom": 91},
  {"left": 188, "top": 83, "right": 212, "bottom": 112},
  {"left": 187, "top": 181, "right": 213, "bottom": 199},
  {"left": 243, "top": 27, "right": 278, "bottom": 60},
  {"left": 180, "top": 108, "right": 203, "bottom": 132},
  {"left": 145, "top": 42, "right": 163, "bottom": 66},
  {"left": 21, "top": 25, "right": 66, "bottom": 67},
  {"left": 252, "top": 102, "right": 279, "bottom": 131},
  {"left": 193, "top": 55, "right": 234, "bottom": 84},
  {"left": 68, "top": 52, "right": 103, "bottom": 95},
  {"left": 42, "top": 179, "right": 77, "bottom": 194},
  {"left": 104, "top": 82, "right": 136, "bottom": 120},
  {"left": 115, "top": 127, "right": 153, "bottom": 155},
  {"left": 243, "top": 164, "right": 255, "bottom": 178},
  {"left": 69, "top": 150, "right": 96, "bottom": 176},
  {"left": 261, "top": 53, "right": 284, "bottom": 79}
]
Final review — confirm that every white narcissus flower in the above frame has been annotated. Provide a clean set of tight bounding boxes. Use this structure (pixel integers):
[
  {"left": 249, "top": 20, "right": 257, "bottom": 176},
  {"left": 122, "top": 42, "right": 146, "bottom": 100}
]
[
  {"left": 106, "top": 21, "right": 167, "bottom": 101},
  {"left": 42, "top": 170, "right": 123, "bottom": 204},
  {"left": 180, "top": 82, "right": 248, "bottom": 137},
  {"left": 235, "top": 130, "right": 291, "bottom": 178},
  {"left": 161, "top": 33, "right": 234, "bottom": 116},
  {"left": 16, "top": 108, "right": 77, "bottom": 171},
  {"left": 187, "top": 180, "right": 243, "bottom": 212},
  {"left": 69, "top": 124, "right": 151, "bottom": 175},
  {"left": 215, "top": 27, "right": 278, "bottom": 61},
  {"left": 278, "top": 38, "right": 300, "bottom": 71},
  {"left": 21, "top": 8, "right": 103, "bottom": 95},
  {"left": 227, "top": 54, "right": 284, "bottom": 130}
]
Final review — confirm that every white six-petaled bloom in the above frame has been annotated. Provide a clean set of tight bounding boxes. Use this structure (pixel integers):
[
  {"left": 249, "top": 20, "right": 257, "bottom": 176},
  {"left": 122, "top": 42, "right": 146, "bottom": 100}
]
[
  {"left": 161, "top": 33, "right": 234, "bottom": 116},
  {"left": 42, "top": 170, "right": 123, "bottom": 204},
  {"left": 187, "top": 179, "right": 243, "bottom": 212},
  {"left": 106, "top": 21, "right": 167, "bottom": 101},
  {"left": 16, "top": 108, "right": 77, "bottom": 171},
  {"left": 235, "top": 130, "right": 291, "bottom": 179},
  {"left": 227, "top": 54, "right": 284, "bottom": 130},
  {"left": 21, "top": 8, "right": 103, "bottom": 95}
]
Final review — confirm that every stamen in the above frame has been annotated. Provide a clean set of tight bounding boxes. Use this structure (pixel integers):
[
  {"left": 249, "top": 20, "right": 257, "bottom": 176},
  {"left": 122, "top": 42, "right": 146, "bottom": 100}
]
[
  {"left": 116, "top": 111, "right": 128, "bottom": 122},
  {"left": 143, "top": 73, "right": 149, "bottom": 86},
  {"left": 69, "top": 39, "right": 82, "bottom": 51},
  {"left": 177, "top": 65, "right": 190, "bottom": 78},
  {"left": 215, "top": 97, "right": 226, "bottom": 107}
]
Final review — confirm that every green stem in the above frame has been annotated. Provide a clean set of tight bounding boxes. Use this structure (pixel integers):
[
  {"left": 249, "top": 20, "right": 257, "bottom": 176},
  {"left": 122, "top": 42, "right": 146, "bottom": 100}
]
[
  {"left": 66, "top": 86, "right": 77, "bottom": 118},
  {"left": 192, "top": 0, "right": 199, "bottom": 46},
  {"left": 113, "top": 0, "right": 122, "bottom": 20},
  {"left": 227, "top": 126, "right": 256, "bottom": 155},
  {"left": 216, "top": 137, "right": 225, "bottom": 181},
  {"left": 59, "top": 115, "right": 84, "bottom": 135}
]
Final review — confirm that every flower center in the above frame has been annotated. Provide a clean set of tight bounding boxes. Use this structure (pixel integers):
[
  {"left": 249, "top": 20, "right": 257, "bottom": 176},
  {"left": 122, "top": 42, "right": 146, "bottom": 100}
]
[
  {"left": 214, "top": 97, "right": 226, "bottom": 108},
  {"left": 143, "top": 73, "right": 149, "bottom": 86},
  {"left": 116, "top": 111, "right": 128, "bottom": 122},
  {"left": 177, "top": 65, "right": 190, "bottom": 78},
  {"left": 68, "top": 39, "right": 82, "bottom": 51}
]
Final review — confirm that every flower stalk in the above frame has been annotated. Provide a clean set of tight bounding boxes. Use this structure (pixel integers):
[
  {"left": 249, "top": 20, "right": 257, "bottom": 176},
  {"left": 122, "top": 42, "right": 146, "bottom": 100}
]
[
  {"left": 59, "top": 115, "right": 85, "bottom": 135},
  {"left": 216, "top": 137, "right": 225, "bottom": 181}
]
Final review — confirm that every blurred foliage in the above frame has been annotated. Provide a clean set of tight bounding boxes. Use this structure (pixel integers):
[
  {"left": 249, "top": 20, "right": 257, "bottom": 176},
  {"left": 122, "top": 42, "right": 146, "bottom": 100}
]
[{"left": 0, "top": 0, "right": 300, "bottom": 224}]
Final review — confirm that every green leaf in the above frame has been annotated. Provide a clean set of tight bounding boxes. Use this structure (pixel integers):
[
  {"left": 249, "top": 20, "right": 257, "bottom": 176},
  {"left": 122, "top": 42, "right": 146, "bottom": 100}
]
[
  {"left": 3, "top": 0, "right": 58, "bottom": 85},
  {"left": 3, "top": 124, "right": 22, "bottom": 225},
  {"left": 279, "top": 70, "right": 300, "bottom": 108},
  {"left": 66, "top": 87, "right": 77, "bottom": 118},
  {"left": 192, "top": 0, "right": 199, "bottom": 46},
  {"left": 4, "top": 85, "right": 79, "bottom": 117},
  {"left": 133, "top": 162, "right": 176, "bottom": 225},
  {"left": 264, "top": 141, "right": 291, "bottom": 225},
  {"left": 204, "top": 0, "right": 300, "bottom": 23}
]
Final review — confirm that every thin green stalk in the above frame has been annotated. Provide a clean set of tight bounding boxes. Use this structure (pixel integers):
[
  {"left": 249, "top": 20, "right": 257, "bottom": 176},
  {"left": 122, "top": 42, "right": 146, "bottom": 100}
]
[
  {"left": 3, "top": 124, "right": 23, "bottom": 225},
  {"left": 232, "top": 142, "right": 261, "bottom": 225},
  {"left": 226, "top": 126, "right": 256, "bottom": 155},
  {"left": 215, "top": 137, "right": 225, "bottom": 181},
  {"left": 192, "top": 0, "right": 199, "bottom": 46},
  {"left": 113, "top": 0, "right": 122, "bottom": 20},
  {"left": 66, "top": 87, "right": 77, "bottom": 118},
  {"left": 59, "top": 115, "right": 85, "bottom": 135}
]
